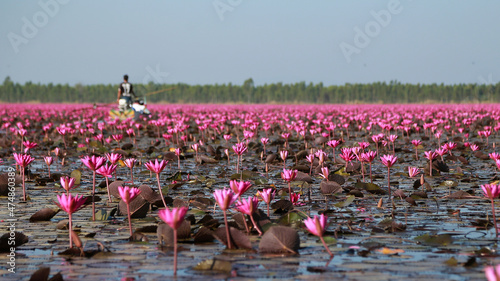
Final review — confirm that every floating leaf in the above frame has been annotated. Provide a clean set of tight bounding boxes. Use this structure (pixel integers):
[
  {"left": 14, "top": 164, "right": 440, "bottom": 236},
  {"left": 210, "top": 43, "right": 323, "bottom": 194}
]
[
  {"left": 375, "top": 247, "right": 404, "bottom": 255},
  {"left": 29, "top": 267, "right": 50, "bottom": 281},
  {"left": 259, "top": 226, "right": 300, "bottom": 254},
  {"left": 94, "top": 209, "right": 110, "bottom": 221},
  {"left": 444, "top": 257, "right": 458, "bottom": 266},
  {"left": 279, "top": 212, "right": 307, "bottom": 225},
  {"left": 166, "top": 171, "right": 182, "bottom": 181},
  {"left": 30, "top": 208, "right": 60, "bottom": 222},
  {"left": 194, "top": 258, "right": 232, "bottom": 272},
  {"left": 334, "top": 195, "right": 355, "bottom": 208},
  {"left": 322, "top": 236, "right": 336, "bottom": 244},
  {"left": 415, "top": 233, "right": 453, "bottom": 246},
  {"left": 70, "top": 169, "right": 81, "bottom": 185},
  {"left": 212, "top": 227, "right": 252, "bottom": 249}
]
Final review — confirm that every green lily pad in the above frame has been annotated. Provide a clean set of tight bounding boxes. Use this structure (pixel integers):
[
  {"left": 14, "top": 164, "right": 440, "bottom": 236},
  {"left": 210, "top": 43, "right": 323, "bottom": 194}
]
[
  {"left": 334, "top": 195, "right": 355, "bottom": 208},
  {"left": 70, "top": 169, "right": 81, "bottom": 185}
]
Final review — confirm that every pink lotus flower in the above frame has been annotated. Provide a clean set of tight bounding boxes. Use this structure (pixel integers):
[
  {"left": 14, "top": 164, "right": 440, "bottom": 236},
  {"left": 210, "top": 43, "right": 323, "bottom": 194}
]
[
  {"left": 81, "top": 155, "right": 106, "bottom": 171},
  {"left": 105, "top": 152, "right": 122, "bottom": 165},
  {"left": 482, "top": 184, "right": 500, "bottom": 237},
  {"left": 60, "top": 176, "right": 76, "bottom": 194},
  {"left": 97, "top": 163, "right": 117, "bottom": 203},
  {"left": 236, "top": 196, "right": 262, "bottom": 235},
  {"left": 315, "top": 149, "right": 326, "bottom": 166},
  {"left": 81, "top": 155, "right": 106, "bottom": 220},
  {"left": 13, "top": 153, "right": 35, "bottom": 201},
  {"left": 123, "top": 158, "right": 137, "bottom": 184},
  {"left": 319, "top": 167, "right": 329, "bottom": 180},
  {"left": 424, "top": 151, "right": 438, "bottom": 177},
  {"left": 229, "top": 179, "right": 252, "bottom": 198},
  {"left": 490, "top": 153, "right": 500, "bottom": 162},
  {"left": 213, "top": 188, "right": 238, "bottom": 211},
  {"left": 257, "top": 188, "right": 275, "bottom": 216},
  {"left": 482, "top": 184, "right": 500, "bottom": 200},
  {"left": 232, "top": 142, "right": 247, "bottom": 173},
  {"left": 158, "top": 206, "right": 188, "bottom": 276},
  {"left": 408, "top": 166, "right": 420, "bottom": 178},
  {"left": 280, "top": 150, "right": 288, "bottom": 168},
  {"left": 327, "top": 139, "right": 341, "bottom": 162},
  {"left": 380, "top": 154, "right": 397, "bottom": 168},
  {"left": 485, "top": 264, "right": 500, "bottom": 281},
  {"left": 23, "top": 140, "right": 37, "bottom": 153},
  {"left": 339, "top": 148, "right": 355, "bottom": 170},
  {"left": 55, "top": 193, "right": 86, "bottom": 248},
  {"left": 145, "top": 159, "right": 168, "bottom": 207},
  {"left": 118, "top": 186, "right": 142, "bottom": 236},
  {"left": 291, "top": 192, "right": 304, "bottom": 206},
  {"left": 213, "top": 188, "right": 238, "bottom": 249},
  {"left": 304, "top": 214, "right": 333, "bottom": 256},
  {"left": 361, "top": 150, "right": 377, "bottom": 183},
  {"left": 112, "top": 134, "right": 123, "bottom": 143},
  {"left": 281, "top": 168, "right": 298, "bottom": 201},
  {"left": 380, "top": 154, "right": 397, "bottom": 200},
  {"left": 443, "top": 142, "right": 457, "bottom": 155},
  {"left": 470, "top": 144, "right": 479, "bottom": 151},
  {"left": 43, "top": 156, "right": 53, "bottom": 177}
]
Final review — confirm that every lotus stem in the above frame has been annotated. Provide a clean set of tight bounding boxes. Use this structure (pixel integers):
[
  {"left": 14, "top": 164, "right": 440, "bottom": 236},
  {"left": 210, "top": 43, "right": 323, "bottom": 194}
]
[
  {"left": 127, "top": 203, "right": 133, "bottom": 236},
  {"left": 156, "top": 173, "right": 167, "bottom": 208},
  {"left": 223, "top": 210, "right": 232, "bottom": 249},
  {"left": 319, "top": 235, "right": 333, "bottom": 257},
  {"left": 492, "top": 198, "right": 498, "bottom": 237}
]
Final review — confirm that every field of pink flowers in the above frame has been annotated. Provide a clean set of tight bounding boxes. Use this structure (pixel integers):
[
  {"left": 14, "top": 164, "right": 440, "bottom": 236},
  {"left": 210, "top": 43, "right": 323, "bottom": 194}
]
[{"left": 1, "top": 103, "right": 500, "bottom": 280}]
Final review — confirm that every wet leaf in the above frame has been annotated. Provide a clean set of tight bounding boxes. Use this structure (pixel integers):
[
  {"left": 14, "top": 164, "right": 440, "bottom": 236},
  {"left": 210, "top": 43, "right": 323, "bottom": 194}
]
[
  {"left": 213, "top": 227, "right": 252, "bottom": 249},
  {"left": 30, "top": 208, "right": 60, "bottom": 222},
  {"left": 444, "top": 257, "right": 458, "bottom": 266},
  {"left": 279, "top": 212, "right": 307, "bottom": 225},
  {"left": 441, "top": 180, "right": 458, "bottom": 187},
  {"left": 415, "top": 233, "right": 453, "bottom": 246},
  {"left": 166, "top": 171, "right": 182, "bottom": 181},
  {"left": 259, "top": 226, "right": 300, "bottom": 254},
  {"left": 0, "top": 232, "right": 28, "bottom": 252},
  {"left": 194, "top": 258, "right": 232, "bottom": 272},
  {"left": 70, "top": 169, "right": 81, "bottom": 185},
  {"left": 94, "top": 209, "right": 110, "bottom": 221},
  {"left": 157, "top": 220, "right": 191, "bottom": 246},
  {"left": 322, "top": 236, "right": 336, "bottom": 244},
  {"left": 118, "top": 197, "right": 150, "bottom": 218},
  {"left": 29, "top": 267, "right": 50, "bottom": 281},
  {"left": 320, "top": 181, "right": 343, "bottom": 196},
  {"left": 334, "top": 195, "right": 355, "bottom": 208}
]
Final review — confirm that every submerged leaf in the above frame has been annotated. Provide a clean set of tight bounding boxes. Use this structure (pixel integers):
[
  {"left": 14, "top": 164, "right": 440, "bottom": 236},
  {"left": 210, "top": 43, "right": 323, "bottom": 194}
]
[{"left": 194, "top": 258, "right": 232, "bottom": 272}]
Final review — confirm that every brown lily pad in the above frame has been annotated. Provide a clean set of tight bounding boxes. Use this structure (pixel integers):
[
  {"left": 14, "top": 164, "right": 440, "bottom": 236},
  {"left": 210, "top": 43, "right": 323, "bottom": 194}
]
[
  {"left": 259, "top": 226, "right": 300, "bottom": 254},
  {"left": 213, "top": 227, "right": 252, "bottom": 249},
  {"left": 320, "top": 181, "right": 343, "bottom": 195},
  {"left": 30, "top": 208, "right": 60, "bottom": 222},
  {"left": 0, "top": 232, "right": 28, "bottom": 252},
  {"left": 118, "top": 196, "right": 150, "bottom": 218},
  {"left": 157, "top": 220, "right": 191, "bottom": 246}
]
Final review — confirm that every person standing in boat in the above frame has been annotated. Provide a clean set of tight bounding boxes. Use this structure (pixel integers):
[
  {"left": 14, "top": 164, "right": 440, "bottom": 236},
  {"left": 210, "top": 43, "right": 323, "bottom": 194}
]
[{"left": 117, "top": 74, "right": 136, "bottom": 112}]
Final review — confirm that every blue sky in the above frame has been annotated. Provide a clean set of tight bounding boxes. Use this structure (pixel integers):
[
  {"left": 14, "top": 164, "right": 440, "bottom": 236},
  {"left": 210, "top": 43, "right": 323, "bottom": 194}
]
[{"left": 1, "top": 0, "right": 499, "bottom": 86}]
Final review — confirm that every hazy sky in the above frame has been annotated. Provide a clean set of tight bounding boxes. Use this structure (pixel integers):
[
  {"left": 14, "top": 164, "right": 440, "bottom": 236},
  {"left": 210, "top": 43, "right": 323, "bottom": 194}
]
[{"left": 1, "top": 0, "right": 499, "bottom": 86}]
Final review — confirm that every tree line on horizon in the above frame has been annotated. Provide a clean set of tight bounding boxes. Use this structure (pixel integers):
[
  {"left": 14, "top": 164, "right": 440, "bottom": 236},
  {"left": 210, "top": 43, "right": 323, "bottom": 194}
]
[{"left": 0, "top": 77, "right": 499, "bottom": 104}]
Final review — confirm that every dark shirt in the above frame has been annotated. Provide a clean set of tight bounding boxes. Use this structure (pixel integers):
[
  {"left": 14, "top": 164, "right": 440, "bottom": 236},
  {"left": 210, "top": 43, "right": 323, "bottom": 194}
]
[{"left": 119, "top": 82, "right": 135, "bottom": 98}]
